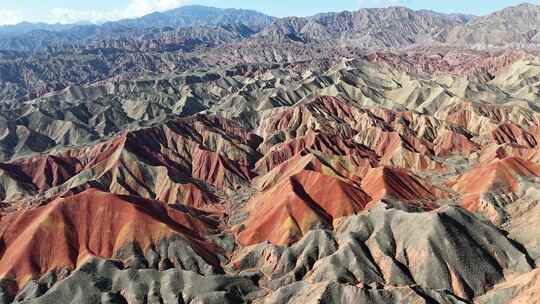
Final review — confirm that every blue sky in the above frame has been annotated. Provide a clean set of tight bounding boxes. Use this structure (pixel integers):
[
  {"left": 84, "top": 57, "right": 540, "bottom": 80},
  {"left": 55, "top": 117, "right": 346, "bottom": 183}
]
[{"left": 1, "top": 0, "right": 539, "bottom": 25}]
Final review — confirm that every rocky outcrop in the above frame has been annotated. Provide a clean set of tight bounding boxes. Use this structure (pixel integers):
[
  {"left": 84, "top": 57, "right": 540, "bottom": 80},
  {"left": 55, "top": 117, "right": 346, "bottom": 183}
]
[
  {"left": 232, "top": 205, "right": 532, "bottom": 300},
  {"left": 9, "top": 257, "right": 262, "bottom": 304},
  {"left": 450, "top": 157, "right": 540, "bottom": 223}
]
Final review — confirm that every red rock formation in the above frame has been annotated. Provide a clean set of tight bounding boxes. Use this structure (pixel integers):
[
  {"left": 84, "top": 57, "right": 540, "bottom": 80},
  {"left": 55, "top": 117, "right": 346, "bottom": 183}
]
[
  {"left": 254, "top": 152, "right": 371, "bottom": 191},
  {"left": 0, "top": 115, "right": 259, "bottom": 212},
  {"left": 479, "top": 143, "right": 540, "bottom": 163},
  {"left": 237, "top": 170, "right": 371, "bottom": 246},
  {"left": 451, "top": 157, "right": 540, "bottom": 196},
  {"left": 0, "top": 189, "right": 219, "bottom": 286},
  {"left": 491, "top": 122, "right": 538, "bottom": 148},
  {"left": 255, "top": 131, "right": 378, "bottom": 174},
  {"left": 434, "top": 129, "right": 479, "bottom": 156},
  {"left": 450, "top": 157, "right": 540, "bottom": 220},
  {"left": 191, "top": 148, "right": 254, "bottom": 190},
  {"left": 361, "top": 166, "right": 443, "bottom": 203},
  {"left": 240, "top": 160, "right": 444, "bottom": 246},
  {"left": 437, "top": 101, "right": 540, "bottom": 137},
  {"left": 366, "top": 49, "right": 524, "bottom": 80},
  {"left": 0, "top": 136, "right": 125, "bottom": 192}
]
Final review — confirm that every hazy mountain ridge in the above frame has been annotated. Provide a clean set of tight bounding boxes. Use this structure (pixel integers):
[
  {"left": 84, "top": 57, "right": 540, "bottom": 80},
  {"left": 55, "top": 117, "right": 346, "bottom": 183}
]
[
  {"left": 447, "top": 3, "right": 540, "bottom": 48},
  {"left": 0, "top": 22, "right": 86, "bottom": 37},
  {"left": 111, "top": 5, "right": 275, "bottom": 30},
  {"left": 0, "top": 5, "right": 275, "bottom": 53},
  {"left": 256, "top": 7, "right": 469, "bottom": 46},
  {"left": 3, "top": 3, "right": 540, "bottom": 53}
]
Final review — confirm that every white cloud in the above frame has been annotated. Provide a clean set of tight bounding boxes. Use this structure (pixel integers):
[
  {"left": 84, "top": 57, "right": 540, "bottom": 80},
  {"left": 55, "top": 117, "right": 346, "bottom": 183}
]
[
  {"left": 48, "top": 0, "right": 192, "bottom": 24},
  {"left": 156, "top": 0, "right": 191, "bottom": 11},
  {"left": 0, "top": 9, "right": 24, "bottom": 25},
  {"left": 49, "top": 8, "right": 117, "bottom": 24},
  {"left": 357, "top": 0, "right": 410, "bottom": 8}
]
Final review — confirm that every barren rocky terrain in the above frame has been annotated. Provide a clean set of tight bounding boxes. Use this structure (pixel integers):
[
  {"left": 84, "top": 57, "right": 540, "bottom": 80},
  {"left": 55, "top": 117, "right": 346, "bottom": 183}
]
[{"left": 1, "top": 3, "right": 540, "bottom": 304}]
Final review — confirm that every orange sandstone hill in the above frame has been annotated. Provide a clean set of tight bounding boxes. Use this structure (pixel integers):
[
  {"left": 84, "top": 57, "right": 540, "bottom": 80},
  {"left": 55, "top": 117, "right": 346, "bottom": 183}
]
[
  {"left": 237, "top": 170, "right": 371, "bottom": 246},
  {"left": 0, "top": 189, "right": 221, "bottom": 288},
  {"left": 450, "top": 156, "right": 540, "bottom": 223}
]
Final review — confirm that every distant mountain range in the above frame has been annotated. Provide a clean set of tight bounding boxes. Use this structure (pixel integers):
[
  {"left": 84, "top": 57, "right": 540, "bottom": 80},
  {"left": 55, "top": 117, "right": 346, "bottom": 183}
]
[
  {"left": 448, "top": 3, "right": 540, "bottom": 47},
  {"left": 0, "top": 5, "right": 275, "bottom": 35},
  {"left": 257, "top": 3, "right": 540, "bottom": 49},
  {"left": 0, "top": 5, "right": 275, "bottom": 52},
  {"left": 2, "top": 3, "right": 540, "bottom": 53},
  {"left": 2, "top": 3, "right": 540, "bottom": 101}
]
